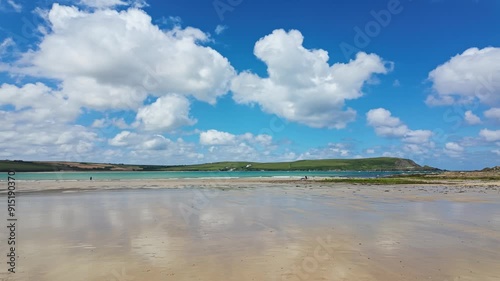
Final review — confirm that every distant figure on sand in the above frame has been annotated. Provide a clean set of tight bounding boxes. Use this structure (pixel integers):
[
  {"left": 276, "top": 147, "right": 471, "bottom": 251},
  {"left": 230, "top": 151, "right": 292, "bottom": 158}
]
[
  {"left": 301, "top": 176, "right": 308, "bottom": 180},
  {"left": 90, "top": 176, "right": 93, "bottom": 181}
]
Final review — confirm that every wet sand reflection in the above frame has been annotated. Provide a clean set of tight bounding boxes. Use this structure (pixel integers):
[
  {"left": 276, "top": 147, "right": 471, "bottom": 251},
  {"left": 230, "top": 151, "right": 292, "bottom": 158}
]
[{"left": 0, "top": 186, "right": 499, "bottom": 281}]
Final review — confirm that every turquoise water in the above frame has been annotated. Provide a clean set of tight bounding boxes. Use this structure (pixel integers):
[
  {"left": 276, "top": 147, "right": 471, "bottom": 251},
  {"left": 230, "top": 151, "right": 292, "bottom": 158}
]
[{"left": 10, "top": 170, "right": 422, "bottom": 181}]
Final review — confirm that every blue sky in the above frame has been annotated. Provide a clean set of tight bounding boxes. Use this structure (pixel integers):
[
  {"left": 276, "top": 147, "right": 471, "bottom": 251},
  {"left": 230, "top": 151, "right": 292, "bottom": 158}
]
[{"left": 0, "top": 0, "right": 499, "bottom": 170}]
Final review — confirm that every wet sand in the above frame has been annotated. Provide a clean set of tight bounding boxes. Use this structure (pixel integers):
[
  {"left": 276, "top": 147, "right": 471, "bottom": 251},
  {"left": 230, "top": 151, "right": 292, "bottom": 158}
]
[
  {"left": 2, "top": 177, "right": 500, "bottom": 193},
  {"left": 0, "top": 180, "right": 499, "bottom": 280}
]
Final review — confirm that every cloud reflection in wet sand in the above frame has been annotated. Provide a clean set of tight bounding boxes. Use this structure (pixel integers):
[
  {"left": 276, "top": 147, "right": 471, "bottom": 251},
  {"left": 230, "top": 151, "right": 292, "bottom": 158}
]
[{"left": 0, "top": 186, "right": 499, "bottom": 281}]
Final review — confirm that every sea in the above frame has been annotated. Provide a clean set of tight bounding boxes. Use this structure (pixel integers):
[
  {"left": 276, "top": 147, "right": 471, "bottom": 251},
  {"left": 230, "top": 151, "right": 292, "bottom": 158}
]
[{"left": 11, "top": 170, "right": 425, "bottom": 181}]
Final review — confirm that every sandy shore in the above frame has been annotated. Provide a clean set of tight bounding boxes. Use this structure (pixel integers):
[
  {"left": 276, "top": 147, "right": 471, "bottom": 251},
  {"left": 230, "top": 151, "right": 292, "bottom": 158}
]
[
  {"left": 3, "top": 177, "right": 500, "bottom": 194},
  {"left": 0, "top": 179, "right": 499, "bottom": 280}
]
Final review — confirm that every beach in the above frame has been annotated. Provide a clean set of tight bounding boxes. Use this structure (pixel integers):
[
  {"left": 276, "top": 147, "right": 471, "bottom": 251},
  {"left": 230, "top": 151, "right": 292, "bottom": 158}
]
[
  {"left": 2, "top": 0, "right": 498, "bottom": 280},
  {"left": 0, "top": 178, "right": 499, "bottom": 280},
  {"left": 2, "top": 175, "right": 500, "bottom": 193}
]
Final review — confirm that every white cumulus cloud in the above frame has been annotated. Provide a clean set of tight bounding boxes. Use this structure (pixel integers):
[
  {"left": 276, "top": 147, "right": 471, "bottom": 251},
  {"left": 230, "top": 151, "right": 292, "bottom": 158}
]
[
  {"left": 464, "top": 110, "right": 482, "bottom": 125},
  {"left": 444, "top": 142, "right": 464, "bottom": 158},
  {"left": 0, "top": 83, "right": 80, "bottom": 122},
  {"left": 199, "top": 130, "right": 237, "bottom": 145},
  {"left": 0, "top": 110, "right": 98, "bottom": 161},
  {"left": 134, "top": 95, "right": 197, "bottom": 132},
  {"left": 484, "top": 107, "right": 500, "bottom": 121},
  {"left": 366, "top": 108, "right": 433, "bottom": 145},
  {"left": 107, "top": 131, "right": 203, "bottom": 163},
  {"left": 12, "top": 4, "right": 235, "bottom": 109},
  {"left": 366, "top": 108, "right": 408, "bottom": 137},
  {"left": 427, "top": 47, "right": 500, "bottom": 106},
  {"left": 231, "top": 29, "right": 390, "bottom": 129},
  {"left": 199, "top": 130, "right": 274, "bottom": 147},
  {"left": 479, "top": 129, "right": 500, "bottom": 142},
  {"left": 445, "top": 142, "right": 464, "bottom": 152},
  {"left": 403, "top": 130, "right": 433, "bottom": 144},
  {"left": 198, "top": 130, "right": 278, "bottom": 162},
  {"left": 109, "top": 131, "right": 170, "bottom": 150}
]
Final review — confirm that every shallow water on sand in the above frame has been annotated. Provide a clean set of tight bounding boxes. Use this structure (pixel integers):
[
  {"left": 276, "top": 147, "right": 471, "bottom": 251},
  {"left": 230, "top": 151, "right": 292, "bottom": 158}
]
[{"left": 1, "top": 186, "right": 499, "bottom": 281}]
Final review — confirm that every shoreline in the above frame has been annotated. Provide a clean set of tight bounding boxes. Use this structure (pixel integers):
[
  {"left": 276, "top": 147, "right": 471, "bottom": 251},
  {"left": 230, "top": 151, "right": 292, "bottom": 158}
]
[{"left": 2, "top": 177, "right": 498, "bottom": 195}]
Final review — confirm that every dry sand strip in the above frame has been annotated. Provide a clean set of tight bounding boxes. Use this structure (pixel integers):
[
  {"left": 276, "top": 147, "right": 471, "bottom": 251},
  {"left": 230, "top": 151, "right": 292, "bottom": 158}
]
[{"left": 0, "top": 177, "right": 498, "bottom": 196}]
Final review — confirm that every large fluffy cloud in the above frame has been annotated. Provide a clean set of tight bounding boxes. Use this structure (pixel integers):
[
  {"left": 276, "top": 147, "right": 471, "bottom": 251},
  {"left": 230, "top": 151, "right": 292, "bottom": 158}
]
[
  {"left": 0, "top": 83, "right": 79, "bottom": 122},
  {"left": 14, "top": 4, "right": 235, "bottom": 109},
  {"left": 0, "top": 82, "right": 102, "bottom": 162},
  {"left": 427, "top": 47, "right": 500, "bottom": 106},
  {"left": 231, "top": 29, "right": 390, "bottom": 129},
  {"left": 0, "top": 110, "right": 98, "bottom": 160},
  {"left": 0, "top": 4, "right": 238, "bottom": 163}
]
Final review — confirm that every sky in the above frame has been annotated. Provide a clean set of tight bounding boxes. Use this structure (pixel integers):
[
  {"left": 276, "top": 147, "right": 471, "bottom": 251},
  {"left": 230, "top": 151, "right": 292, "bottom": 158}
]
[{"left": 0, "top": 0, "right": 499, "bottom": 170}]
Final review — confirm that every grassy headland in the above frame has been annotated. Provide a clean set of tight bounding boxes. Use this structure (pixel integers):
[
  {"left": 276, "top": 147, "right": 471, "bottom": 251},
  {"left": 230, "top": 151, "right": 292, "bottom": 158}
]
[{"left": 0, "top": 157, "right": 439, "bottom": 172}]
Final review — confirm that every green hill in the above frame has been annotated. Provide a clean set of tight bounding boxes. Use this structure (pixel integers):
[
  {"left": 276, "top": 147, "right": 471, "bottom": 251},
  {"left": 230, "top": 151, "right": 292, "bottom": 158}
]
[
  {"left": 161, "top": 158, "right": 437, "bottom": 171},
  {"left": 0, "top": 157, "right": 439, "bottom": 172}
]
